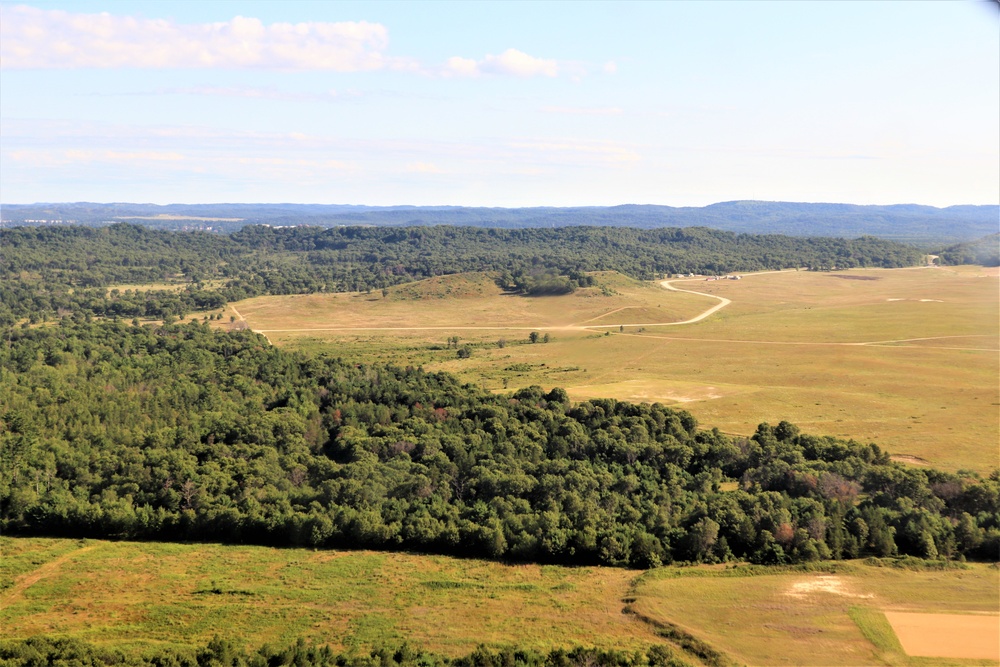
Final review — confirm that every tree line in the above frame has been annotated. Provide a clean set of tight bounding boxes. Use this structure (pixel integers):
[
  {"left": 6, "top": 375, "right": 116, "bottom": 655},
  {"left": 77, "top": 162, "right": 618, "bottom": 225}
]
[
  {"left": 0, "top": 223, "right": 923, "bottom": 326},
  {"left": 0, "top": 635, "right": 697, "bottom": 667},
  {"left": 2, "top": 321, "right": 996, "bottom": 568}
]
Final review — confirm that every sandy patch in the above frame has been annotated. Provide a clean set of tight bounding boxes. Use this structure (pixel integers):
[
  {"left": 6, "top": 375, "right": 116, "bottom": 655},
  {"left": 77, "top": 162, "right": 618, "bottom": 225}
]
[
  {"left": 785, "top": 576, "right": 873, "bottom": 600},
  {"left": 890, "top": 455, "right": 930, "bottom": 466},
  {"left": 567, "top": 380, "right": 726, "bottom": 404},
  {"left": 884, "top": 611, "right": 1000, "bottom": 661},
  {"left": 885, "top": 298, "right": 944, "bottom": 302}
]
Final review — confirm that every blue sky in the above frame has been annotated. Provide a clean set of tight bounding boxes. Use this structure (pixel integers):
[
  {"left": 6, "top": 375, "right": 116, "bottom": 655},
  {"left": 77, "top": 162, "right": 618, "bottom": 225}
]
[{"left": 1, "top": 1, "right": 997, "bottom": 207}]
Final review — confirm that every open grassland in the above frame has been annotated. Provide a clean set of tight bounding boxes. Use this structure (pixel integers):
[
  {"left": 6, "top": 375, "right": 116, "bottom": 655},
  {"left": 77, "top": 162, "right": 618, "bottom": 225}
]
[
  {"left": 227, "top": 272, "right": 710, "bottom": 332},
  {"left": 4, "top": 538, "right": 997, "bottom": 667},
  {"left": 631, "top": 561, "right": 1000, "bottom": 667},
  {"left": 0, "top": 537, "right": 657, "bottom": 658},
  {"left": 222, "top": 267, "right": 999, "bottom": 473}
]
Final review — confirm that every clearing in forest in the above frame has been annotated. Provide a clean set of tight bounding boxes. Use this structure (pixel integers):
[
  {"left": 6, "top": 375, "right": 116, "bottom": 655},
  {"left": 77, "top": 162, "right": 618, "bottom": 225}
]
[{"left": 221, "top": 267, "right": 999, "bottom": 472}]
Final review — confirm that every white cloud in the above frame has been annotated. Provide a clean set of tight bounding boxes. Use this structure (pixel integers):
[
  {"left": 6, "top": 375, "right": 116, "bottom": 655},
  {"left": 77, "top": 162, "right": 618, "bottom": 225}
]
[
  {"left": 444, "top": 56, "right": 480, "bottom": 78},
  {"left": 1, "top": 5, "right": 567, "bottom": 79},
  {"left": 482, "top": 49, "right": 558, "bottom": 77},
  {"left": 603, "top": 61, "right": 618, "bottom": 74},
  {"left": 0, "top": 4, "right": 406, "bottom": 70},
  {"left": 443, "top": 48, "right": 558, "bottom": 78}
]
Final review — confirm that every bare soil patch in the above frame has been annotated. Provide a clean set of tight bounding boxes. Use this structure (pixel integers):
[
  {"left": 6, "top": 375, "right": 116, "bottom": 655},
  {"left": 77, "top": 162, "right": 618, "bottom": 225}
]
[
  {"left": 784, "top": 576, "right": 874, "bottom": 600},
  {"left": 890, "top": 455, "right": 930, "bottom": 466},
  {"left": 884, "top": 611, "right": 1000, "bottom": 660}
]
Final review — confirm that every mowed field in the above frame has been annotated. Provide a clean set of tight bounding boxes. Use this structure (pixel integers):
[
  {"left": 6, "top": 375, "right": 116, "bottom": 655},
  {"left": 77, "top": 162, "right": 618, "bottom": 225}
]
[
  {"left": 220, "top": 266, "right": 999, "bottom": 473},
  {"left": 632, "top": 561, "right": 1000, "bottom": 667},
  {"left": 3, "top": 537, "right": 997, "bottom": 667}
]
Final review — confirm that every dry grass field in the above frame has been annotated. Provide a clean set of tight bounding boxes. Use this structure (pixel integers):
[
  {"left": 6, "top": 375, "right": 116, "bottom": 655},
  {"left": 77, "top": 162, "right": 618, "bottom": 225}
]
[
  {"left": 4, "top": 538, "right": 997, "bottom": 666},
  {"left": 632, "top": 561, "right": 1000, "bottom": 667},
  {"left": 220, "top": 267, "right": 998, "bottom": 473},
  {"left": 0, "top": 537, "right": 655, "bottom": 657},
  {"left": 107, "top": 279, "right": 225, "bottom": 295},
  {"left": 227, "top": 272, "right": 710, "bottom": 332}
]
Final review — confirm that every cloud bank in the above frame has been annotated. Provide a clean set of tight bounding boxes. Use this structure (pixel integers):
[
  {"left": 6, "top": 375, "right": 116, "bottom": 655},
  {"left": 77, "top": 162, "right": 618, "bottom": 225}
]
[
  {"left": 0, "top": 4, "right": 401, "bottom": 70},
  {"left": 0, "top": 5, "right": 562, "bottom": 78}
]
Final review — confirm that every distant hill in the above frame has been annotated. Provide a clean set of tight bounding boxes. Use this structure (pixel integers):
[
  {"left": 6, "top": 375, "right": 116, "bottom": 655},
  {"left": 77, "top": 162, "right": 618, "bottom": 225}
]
[{"left": 2, "top": 200, "right": 997, "bottom": 245}]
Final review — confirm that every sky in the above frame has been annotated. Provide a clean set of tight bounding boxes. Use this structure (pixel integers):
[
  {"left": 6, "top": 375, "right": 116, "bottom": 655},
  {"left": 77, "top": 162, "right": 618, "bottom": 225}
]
[{"left": 1, "top": 1, "right": 998, "bottom": 207}]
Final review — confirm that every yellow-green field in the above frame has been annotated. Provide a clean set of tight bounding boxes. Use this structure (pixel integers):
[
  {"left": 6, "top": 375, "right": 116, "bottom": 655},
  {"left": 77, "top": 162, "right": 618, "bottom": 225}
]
[
  {"left": 220, "top": 267, "right": 999, "bottom": 473},
  {"left": 0, "top": 537, "right": 653, "bottom": 656},
  {"left": 107, "top": 279, "right": 226, "bottom": 295},
  {"left": 632, "top": 562, "right": 1000, "bottom": 667},
  {"left": 3, "top": 538, "right": 997, "bottom": 667}
]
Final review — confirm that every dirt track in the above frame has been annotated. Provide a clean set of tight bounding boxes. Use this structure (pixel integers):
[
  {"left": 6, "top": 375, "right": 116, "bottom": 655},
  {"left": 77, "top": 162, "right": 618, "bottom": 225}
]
[
  {"left": 1, "top": 544, "right": 98, "bottom": 608},
  {"left": 251, "top": 277, "right": 734, "bottom": 334}
]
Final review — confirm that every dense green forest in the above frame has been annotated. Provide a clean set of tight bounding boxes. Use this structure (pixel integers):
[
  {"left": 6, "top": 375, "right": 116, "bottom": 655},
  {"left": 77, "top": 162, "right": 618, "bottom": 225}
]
[
  {"left": 2, "top": 321, "right": 997, "bottom": 567},
  {"left": 0, "top": 224, "right": 922, "bottom": 326}
]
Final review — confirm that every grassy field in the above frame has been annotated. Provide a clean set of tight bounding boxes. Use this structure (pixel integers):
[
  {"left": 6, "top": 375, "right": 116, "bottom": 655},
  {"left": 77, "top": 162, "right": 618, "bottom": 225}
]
[
  {"left": 220, "top": 266, "right": 999, "bottom": 473},
  {"left": 108, "top": 279, "right": 227, "bottom": 295},
  {"left": 227, "top": 271, "right": 710, "bottom": 332},
  {"left": 0, "top": 537, "right": 656, "bottom": 657},
  {"left": 631, "top": 560, "right": 1000, "bottom": 667},
  {"left": 4, "top": 538, "right": 997, "bottom": 666}
]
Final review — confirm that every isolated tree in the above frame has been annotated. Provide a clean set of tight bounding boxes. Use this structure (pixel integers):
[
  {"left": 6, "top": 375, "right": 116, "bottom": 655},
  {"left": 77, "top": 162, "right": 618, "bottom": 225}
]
[{"left": 528, "top": 331, "right": 540, "bottom": 343}]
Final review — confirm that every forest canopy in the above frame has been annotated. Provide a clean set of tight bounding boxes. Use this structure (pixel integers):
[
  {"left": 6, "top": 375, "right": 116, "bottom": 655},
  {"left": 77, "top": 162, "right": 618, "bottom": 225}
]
[{"left": 2, "top": 321, "right": 996, "bottom": 568}]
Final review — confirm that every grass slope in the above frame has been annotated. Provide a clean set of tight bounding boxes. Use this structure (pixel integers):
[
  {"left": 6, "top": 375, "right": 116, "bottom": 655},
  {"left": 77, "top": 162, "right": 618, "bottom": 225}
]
[{"left": 0, "top": 537, "right": 658, "bottom": 657}]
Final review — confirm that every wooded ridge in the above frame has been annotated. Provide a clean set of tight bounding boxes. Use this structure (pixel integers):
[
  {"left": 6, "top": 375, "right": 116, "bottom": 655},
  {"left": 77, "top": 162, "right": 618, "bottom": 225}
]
[{"left": 0, "top": 223, "right": 923, "bottom": 326}]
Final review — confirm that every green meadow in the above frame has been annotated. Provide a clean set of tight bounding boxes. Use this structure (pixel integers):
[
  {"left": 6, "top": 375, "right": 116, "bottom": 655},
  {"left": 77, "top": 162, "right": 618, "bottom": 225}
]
[{"left": 0, "top": 538, "right": 655, "bottom": 657}]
